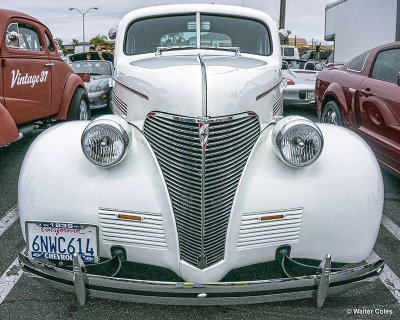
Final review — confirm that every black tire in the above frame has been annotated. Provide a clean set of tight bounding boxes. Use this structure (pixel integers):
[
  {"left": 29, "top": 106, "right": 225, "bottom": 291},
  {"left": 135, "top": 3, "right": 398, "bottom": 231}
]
[
  {"left": 321, "top": 100, "right": 343, "bottom": 125},
  {"left": 67, "top": 87, "right": 91, "bottom": 120}
]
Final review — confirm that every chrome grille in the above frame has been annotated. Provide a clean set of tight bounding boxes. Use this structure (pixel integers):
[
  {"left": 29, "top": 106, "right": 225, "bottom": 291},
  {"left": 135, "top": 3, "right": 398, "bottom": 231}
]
[{"left": 143, "top": 112, "right": 260, "bottom": 268}]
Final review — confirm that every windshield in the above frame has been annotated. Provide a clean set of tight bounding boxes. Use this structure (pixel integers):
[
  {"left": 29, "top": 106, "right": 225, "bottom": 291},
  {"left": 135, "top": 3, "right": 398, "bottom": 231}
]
[
  {"left": 70, "top": 61, "right": 112, "bottom": 76},
  {"left": 125, "top": 14, "right": 272, "bottom": 56},
  {"left": 283, "top": 59, "right": 306, "bottom": 69}
]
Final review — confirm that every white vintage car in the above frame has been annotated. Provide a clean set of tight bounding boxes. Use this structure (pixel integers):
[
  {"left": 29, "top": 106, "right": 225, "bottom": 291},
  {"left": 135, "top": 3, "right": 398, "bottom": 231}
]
[{"left": 18, "top": 4, "right": 384, "bottom": 307}]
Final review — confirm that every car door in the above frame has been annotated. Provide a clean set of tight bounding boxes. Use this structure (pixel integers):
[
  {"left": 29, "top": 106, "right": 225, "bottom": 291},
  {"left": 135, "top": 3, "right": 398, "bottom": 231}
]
[
  {"left": 2, "top": 20, "right": 51, "bottom": 125},
  {"left": 357, "top": 47, "right": 400, "bottom": 170}
]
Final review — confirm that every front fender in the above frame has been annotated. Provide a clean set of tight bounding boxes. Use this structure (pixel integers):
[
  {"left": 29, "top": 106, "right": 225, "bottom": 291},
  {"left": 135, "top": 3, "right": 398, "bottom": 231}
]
[
  {"left": 0, "top": 103, "right": 19, "bottom": 146},
  {"left": 53, "top": 73, "right": 87, "bottom": 120},
  {"left": 18, "top": 121, "right": 180, "bottom": 274},
  {"left": 225, "top": 123, "right": 383, "bottom": 270}
]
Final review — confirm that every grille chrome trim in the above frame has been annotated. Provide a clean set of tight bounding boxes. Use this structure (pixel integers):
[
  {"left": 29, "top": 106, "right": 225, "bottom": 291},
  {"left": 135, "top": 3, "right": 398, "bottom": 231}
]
[{"left": 143, "top": 112, "right": 260, "bottom": 268}]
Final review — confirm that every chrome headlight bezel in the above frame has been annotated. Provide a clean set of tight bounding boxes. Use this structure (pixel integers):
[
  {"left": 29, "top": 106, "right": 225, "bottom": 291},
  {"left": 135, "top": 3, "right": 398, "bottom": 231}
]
[
  {"left": 272, "top": 116, "right": 324, "bottom": 168},
  {"left": 81, "top": 115, "right": 132, "bottom": 167}
]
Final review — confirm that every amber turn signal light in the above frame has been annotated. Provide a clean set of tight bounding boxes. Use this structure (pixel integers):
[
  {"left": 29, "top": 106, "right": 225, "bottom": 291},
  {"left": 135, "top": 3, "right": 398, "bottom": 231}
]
[
  {"left": 118, "top": 214, "right": 142, "bottom": 221},
  {"left": 260, "top": 214, "right": 284, "bottom": 221}
]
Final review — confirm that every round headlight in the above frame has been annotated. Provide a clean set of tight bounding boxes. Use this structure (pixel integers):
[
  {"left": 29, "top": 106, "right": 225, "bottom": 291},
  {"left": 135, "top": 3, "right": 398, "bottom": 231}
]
[
  {"left": 272, "top": 116, "right": 323, "bottom": 167},
  {"left": 81, "top": 115, "right": 132, "bottom": 167},
  {"left": 88, "top": 85, "right": 102, "bottom": 92}
]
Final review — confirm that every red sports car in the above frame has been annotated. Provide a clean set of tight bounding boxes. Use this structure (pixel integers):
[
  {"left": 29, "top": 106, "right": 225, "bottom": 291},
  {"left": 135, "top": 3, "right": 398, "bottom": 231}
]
[{"left": 316, "top": 42, "right": 400, "bottom": 176}]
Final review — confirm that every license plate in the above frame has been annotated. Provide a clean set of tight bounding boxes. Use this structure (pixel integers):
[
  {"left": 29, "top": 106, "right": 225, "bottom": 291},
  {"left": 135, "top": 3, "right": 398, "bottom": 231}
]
[
  {"left": 307, "top": 91, "right": 315, "bottom": 100},
  {"left": 26, "top": 221, "right": 99, "bottom": 263}
]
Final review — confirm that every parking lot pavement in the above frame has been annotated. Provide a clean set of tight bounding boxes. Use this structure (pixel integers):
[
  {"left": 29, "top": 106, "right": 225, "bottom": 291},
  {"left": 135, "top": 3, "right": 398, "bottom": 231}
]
[{"left": 0, "top": 107, "right": 399, "bottom": 319}]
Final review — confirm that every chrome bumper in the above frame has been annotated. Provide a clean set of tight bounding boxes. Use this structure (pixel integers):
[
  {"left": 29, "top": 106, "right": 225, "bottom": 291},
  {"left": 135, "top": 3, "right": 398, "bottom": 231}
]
[{"left": 18, "top": 252, "right": 384, "bottom": 307}]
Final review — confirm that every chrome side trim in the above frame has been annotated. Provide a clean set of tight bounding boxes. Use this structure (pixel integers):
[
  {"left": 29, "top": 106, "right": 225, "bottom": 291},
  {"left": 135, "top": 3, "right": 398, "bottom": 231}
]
[
  {"left": 114, "top": 78, "right": 149, "bottom": 100},
  {"left": 19, "top": 252, "right": 384, "bottom": 306},
  {"left": 145, "top": 111, "right": 258, "bottom": 124},
  {"left": 256, "top": 81, "right": 281, "bottom": 101},
  {"left": 197, "top": 54, "right": 207, "bottom": 116}
]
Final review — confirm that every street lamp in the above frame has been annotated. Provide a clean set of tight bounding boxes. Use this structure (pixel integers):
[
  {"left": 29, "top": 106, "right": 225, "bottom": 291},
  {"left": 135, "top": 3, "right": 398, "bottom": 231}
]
[{"left": 69, "top": 7, "right": 98, "bottom": 53}]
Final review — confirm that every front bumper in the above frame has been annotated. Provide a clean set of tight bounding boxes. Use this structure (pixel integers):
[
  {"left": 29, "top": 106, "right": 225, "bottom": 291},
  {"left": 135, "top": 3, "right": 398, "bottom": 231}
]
[
  {"left": 18, "top": 252, "right": 384, "bottom": 306},
  {"left": 283, "top": 85, "right": 315, "bottom": 107},
  {"left": 88, "top": 91, "right": 109, "bottom": 110}
]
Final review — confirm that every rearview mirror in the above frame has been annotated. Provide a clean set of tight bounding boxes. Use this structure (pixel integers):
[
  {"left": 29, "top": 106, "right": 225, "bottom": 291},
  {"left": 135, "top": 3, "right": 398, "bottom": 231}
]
[
  {"left": 187, "top": 21, "right": 210, "bottom": 31},
  {"left": 108, "top": 26, "right": 118, "bottom": 40}
]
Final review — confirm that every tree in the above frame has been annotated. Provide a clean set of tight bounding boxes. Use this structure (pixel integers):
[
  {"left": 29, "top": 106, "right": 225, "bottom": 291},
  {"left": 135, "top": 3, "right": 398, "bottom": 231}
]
[
  {"left": 72, "top": 38, "right": 79, "bottom": 48},
  {"left": 54, "top": 37, "right": 66, "bottom": 55},
  {"left": 89, "top": 34, "right": 107, "bottom": 47}
]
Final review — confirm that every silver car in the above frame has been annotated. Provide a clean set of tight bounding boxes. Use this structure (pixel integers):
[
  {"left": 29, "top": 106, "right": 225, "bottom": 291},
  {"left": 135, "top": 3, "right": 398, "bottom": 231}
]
[
  {"left": 282, "top": 58, "right": 320, "bottom": 107},
  {"left": 69, "top": 55, "right": 113, "bottom": 110}
]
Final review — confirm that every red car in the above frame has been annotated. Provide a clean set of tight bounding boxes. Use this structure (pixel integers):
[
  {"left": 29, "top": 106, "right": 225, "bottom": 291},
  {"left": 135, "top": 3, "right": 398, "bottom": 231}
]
[
  {"left": 0, "top": 9, "right": 90, "bottom": 147},
  {"left": 316, "top": 42, "right": 400, "bottom": 176}
]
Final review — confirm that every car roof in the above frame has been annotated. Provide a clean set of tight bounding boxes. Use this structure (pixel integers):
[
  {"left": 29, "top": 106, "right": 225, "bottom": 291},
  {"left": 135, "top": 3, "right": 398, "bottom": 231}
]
[
  {"left": 0, "top": 9, "right": 42, "bottom": 25},
  {"left": 0, "top": 9, "right": 45, "bottom": 46}
]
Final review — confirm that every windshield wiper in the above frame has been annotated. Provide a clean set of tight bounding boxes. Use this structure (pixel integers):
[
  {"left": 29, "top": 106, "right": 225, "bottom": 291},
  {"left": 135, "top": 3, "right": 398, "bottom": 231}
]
[
  {"left": 156, "top": 46, "right": 196, "bottom": 55},
  {"left": 200, "top": 46, "right": 240, "bottom": 55},
  {"left": 155, "top": 46, "right": 241, "bottom": 56}
]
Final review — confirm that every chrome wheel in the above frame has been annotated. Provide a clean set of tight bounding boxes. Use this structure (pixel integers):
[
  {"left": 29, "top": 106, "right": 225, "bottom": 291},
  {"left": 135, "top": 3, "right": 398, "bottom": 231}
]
[
  {"left": 79, "top": 100, "right": 89, "bottom": 120},
  {"left": 322, "top": 106, "right": 338, "bottom": 124}
]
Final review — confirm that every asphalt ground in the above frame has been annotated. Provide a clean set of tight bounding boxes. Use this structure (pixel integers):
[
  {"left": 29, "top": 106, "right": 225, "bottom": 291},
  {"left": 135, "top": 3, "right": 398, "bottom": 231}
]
[{"left": 0, "top": 106, "right": 399, "bottom": 319}]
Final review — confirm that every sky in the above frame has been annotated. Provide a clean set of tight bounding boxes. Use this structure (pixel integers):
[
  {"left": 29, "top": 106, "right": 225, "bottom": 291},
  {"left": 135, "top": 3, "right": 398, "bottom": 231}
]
[{"left": 0, "top": 0, "right": 335, "bottom": 45}]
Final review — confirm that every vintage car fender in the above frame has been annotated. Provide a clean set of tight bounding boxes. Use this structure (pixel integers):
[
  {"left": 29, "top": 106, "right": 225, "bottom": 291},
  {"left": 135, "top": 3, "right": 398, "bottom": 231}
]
[
  {"left": 19, "top": 121, "right": 180, "bottom": 274},
  {"left": 225, "top": 123, "right": 383, "bottom": 271},
  {"left": 0, "top": 103, "right": 19, "bottom": 146},
  {"left": 53, "top": 73, "right": 87, "bottom": 120},
  {"left": 19, "top": 120, "right": 383, "bottom": 282}
]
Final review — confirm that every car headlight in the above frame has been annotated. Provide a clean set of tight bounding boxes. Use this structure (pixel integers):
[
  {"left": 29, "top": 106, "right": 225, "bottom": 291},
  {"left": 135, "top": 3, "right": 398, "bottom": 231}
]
[
  {"left": 272, "top": 116, "right": 323, "bottom": 167},
  {"left": 88, "top": 85, "right": 102, "bottom": 92},
  {"left": 81, "top": 115, "right": 132, "bottom": 167}
]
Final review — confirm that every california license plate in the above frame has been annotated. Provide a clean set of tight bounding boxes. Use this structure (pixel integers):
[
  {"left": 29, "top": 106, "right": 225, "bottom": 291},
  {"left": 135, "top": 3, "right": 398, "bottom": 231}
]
[
  {"left": 307, "top": 91, "right": 315, "bottom": 100},
  {"left": 26, "top": 221, "right": 99, "bottom": 263}
]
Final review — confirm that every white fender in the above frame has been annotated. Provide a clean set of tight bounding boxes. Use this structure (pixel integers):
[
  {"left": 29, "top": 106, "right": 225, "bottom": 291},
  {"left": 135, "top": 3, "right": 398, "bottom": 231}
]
[{"left": 225, "top": 123, "right": 383, "bottom": 270}]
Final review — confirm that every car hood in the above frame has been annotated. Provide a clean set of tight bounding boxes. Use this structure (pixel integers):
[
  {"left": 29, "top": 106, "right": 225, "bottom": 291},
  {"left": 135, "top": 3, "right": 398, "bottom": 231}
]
[
  {"left": 282, "top": 69, "right": 319, "bottom": 84},
  {"left": 114, "top": 53, "right": 281, "bottom": 121}
]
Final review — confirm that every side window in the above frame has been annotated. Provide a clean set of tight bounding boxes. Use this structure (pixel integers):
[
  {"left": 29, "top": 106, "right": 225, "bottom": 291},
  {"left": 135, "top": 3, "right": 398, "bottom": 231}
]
[
  {"left": 44, "top": 32, "right": 55, "bottom": 52},
  {"left": 347, "top": 54, "right": 367, "bottom": 72},
  {"left": 5, "top": 23, "right": 20, "bottom": 48},
  {"left": 284, "top": 47, "right": 294, "bottom": 57},
  {"left": 5, "top": 22, "right": 43, "bottom": 51},
  {"left": 371, "top": 48, "right": 400, "bottom": 83}
]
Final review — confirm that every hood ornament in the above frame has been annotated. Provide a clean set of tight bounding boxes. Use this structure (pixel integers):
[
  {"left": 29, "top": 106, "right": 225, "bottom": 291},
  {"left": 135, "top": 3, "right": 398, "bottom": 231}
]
[{"left": 199, "top": 121, "right": 209, "bottom": 150}]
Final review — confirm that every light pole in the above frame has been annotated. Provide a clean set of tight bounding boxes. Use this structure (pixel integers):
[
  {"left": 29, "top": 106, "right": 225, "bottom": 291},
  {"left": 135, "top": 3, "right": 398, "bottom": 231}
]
[{"left": 69, "top": 7, "right": 98, "bottom": 53}]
